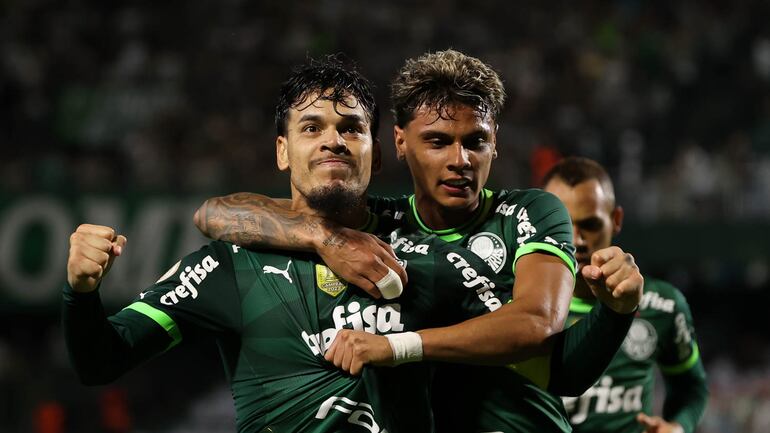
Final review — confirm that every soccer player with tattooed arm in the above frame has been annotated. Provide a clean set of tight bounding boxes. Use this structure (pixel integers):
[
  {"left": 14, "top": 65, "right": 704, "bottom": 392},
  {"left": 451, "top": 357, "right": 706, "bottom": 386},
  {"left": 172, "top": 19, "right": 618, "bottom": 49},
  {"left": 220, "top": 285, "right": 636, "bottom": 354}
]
[
  {"left": 64, "top": 57, "right": 525, "bottom": 432},
  {"left": 195, "top": 50, "right": 646, "bottom": 432}
]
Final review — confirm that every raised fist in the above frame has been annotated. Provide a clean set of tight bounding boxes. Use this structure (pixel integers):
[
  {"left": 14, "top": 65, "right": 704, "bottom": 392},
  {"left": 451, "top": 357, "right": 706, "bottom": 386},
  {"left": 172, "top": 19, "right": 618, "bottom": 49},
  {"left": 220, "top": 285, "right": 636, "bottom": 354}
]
[{"left": 67, "top": 224, "right": 127, "bottom": 293}]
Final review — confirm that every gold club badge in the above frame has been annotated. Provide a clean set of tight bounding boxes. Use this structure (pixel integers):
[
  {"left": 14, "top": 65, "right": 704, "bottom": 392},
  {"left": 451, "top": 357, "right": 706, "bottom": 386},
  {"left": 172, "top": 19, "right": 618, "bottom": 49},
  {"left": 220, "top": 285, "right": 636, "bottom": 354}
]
[{"left": 315, "top": 264, "right": 348, "bottom": 297}]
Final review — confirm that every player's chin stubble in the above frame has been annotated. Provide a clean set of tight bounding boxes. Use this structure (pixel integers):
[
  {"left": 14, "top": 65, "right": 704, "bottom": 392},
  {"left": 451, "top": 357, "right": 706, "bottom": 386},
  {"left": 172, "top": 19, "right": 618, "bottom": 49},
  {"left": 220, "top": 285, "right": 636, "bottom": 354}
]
[{"left": 305, "top": 184, "right": 364, "bottom": 217}]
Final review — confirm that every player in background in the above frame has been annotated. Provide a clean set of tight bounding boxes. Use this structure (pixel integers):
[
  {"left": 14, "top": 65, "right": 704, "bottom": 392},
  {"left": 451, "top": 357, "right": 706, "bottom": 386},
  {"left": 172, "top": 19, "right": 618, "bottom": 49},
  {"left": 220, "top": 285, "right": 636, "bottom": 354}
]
[
  {"left": 194, "top": 50, "right": 645, "bottom": 432},
  {"left": 543, "top": 157, "right": 708, "bottom": 433}
]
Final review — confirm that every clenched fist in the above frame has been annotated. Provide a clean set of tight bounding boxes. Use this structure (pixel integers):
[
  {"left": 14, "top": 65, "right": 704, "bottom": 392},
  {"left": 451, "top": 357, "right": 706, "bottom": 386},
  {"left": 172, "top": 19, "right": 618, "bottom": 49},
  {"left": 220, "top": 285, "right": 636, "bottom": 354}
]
[
  {"left": 67, "top": 224, "right": 127, "bottom": 293},
  {"left": 581, "top": 246, "right": 644, "bottom": 314}
]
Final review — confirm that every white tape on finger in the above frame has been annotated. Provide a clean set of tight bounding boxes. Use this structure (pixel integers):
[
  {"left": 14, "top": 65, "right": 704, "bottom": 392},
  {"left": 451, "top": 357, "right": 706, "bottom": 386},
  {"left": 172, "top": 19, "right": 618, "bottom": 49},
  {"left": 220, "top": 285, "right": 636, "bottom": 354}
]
[{"left": 375, "top": 267, "right": 403, "bottom": 299}]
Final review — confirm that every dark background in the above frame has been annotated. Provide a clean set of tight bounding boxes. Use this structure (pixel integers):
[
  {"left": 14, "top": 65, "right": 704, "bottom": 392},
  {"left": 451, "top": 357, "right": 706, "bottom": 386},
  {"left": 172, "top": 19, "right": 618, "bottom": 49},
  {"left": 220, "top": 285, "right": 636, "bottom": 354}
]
[{"left": 1, "top": 1, "right": 769, "bottom": 432}]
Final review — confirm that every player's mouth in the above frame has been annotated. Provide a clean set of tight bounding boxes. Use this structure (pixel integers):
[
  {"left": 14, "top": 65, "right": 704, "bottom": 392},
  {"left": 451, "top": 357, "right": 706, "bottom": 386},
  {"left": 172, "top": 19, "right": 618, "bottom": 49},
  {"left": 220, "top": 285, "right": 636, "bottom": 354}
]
[
  {"left": 439, "top": 177, "right": 473, "bottom": 195},
  {"left": 315, "top": 157, "right": 352, "bottom": 168}
]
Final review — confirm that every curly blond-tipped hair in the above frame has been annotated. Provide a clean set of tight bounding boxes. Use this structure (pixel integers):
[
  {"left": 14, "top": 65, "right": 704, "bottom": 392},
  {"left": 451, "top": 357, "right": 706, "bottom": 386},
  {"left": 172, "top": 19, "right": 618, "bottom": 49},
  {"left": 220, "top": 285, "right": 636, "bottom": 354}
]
[{"left": 390, "top": 49, "right": 506, "bottom": 127}]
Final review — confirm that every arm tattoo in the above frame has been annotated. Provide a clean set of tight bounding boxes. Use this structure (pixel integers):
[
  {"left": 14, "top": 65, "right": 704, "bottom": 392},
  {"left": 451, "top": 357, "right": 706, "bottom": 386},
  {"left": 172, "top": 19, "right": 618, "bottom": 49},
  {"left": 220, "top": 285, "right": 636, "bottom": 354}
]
[
  {"left": 321, "top": 233, "right": 348, "bottom": 249},
  {"left": 197, "top": 193, "right": 327, "bottom": 249}
]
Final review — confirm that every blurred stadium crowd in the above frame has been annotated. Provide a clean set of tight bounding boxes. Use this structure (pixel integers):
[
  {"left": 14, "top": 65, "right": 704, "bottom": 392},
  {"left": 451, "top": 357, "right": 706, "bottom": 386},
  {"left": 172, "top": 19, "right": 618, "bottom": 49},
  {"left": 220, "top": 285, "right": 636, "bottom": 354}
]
[
  {"left": 1, "top": 0, "right": 770, "bottom": 432},
  {"left": 3, "top": 0, "right": 770, "bottom": 220}
]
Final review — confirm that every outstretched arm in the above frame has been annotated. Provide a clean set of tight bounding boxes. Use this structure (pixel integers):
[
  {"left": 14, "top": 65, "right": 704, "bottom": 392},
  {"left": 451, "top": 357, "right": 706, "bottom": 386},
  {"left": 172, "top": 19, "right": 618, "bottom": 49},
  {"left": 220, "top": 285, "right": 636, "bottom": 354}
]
[
  {"left": 325, "top": 246, "right": 643, "bottom": 377},
  {"left": 415, "top": 253, "right": 572, "bottom": 364},
  {"left": 194, "top": 192, "right": 407, "bottom": 296},
  {"left": 547, "top": 302, "right": 635, "bottom": 396},
  {"left": 194, "top": 193, "right": 322, "bottom": 250},
  {"left": 326, "top": 253, "right": 574, "bottom": 375}
]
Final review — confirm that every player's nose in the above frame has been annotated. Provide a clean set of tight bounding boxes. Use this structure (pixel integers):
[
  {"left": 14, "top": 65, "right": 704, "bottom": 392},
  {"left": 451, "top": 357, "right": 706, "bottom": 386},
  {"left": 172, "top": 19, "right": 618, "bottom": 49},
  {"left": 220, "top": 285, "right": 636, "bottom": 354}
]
[{"left": 320, "top": 130, "right": 348, "bottom": 154}]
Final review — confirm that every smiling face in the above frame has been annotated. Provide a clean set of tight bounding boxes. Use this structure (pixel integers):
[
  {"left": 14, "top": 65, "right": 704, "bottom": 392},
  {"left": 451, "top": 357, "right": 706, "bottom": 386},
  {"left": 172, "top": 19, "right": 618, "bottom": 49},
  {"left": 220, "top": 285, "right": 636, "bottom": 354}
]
[
  {"left": 394, "top": 104, "right": 497, "bottom": 229},
  {"left": 543, "top": 177, "right": 623, "bottom": 273},
  {"left": 277, "top": 91, "right": 380, "bottom": 218}
]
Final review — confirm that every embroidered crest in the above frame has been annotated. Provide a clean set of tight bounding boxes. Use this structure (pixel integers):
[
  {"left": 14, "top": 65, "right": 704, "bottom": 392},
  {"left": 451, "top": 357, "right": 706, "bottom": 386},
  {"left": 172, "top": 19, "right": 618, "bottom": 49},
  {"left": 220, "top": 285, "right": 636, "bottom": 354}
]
[
  {"left": 467, "top": 232, "right": 507, "bottom": 273},
  {"left": 315, "top": 264, "right": 348, "bottom": 297}
]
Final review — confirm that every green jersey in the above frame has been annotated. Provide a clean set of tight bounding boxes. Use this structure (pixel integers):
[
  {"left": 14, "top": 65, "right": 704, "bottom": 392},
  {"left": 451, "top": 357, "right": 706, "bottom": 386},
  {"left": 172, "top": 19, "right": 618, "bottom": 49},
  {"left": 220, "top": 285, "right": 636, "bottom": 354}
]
[
  {"left": 63, "top": 225, "right": 511, "bottom": 433},
  {"left": 371, "top": 188, "right": 577, "bottom": 433},
  {"left": 562, "top": 278, "right": 708, "bottom": 433}
]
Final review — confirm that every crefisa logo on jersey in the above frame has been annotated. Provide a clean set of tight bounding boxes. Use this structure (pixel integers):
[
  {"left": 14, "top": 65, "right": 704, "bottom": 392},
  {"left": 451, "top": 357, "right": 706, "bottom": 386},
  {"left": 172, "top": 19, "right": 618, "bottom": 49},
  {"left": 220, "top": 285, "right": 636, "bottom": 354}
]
[
  {"left": 159, "top": 255, "right": 220, "bottom": 305},
  {"left": 467, "top": 232, "right": 507, "bottom": 273},
  {"left": 622, "top": 319, "right": 658, "bottom": 361},
  {"left": 315, "top": 264, "right": 348, "bottom": 297}
]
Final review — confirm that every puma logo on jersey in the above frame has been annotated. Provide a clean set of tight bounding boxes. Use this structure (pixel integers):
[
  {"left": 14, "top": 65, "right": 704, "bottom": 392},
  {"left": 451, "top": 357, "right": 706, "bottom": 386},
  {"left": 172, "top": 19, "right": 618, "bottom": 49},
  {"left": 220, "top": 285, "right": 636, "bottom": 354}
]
[
  {"left": 160, "top": 255, "right": 220, "bottom": 305},
  {"left": 562, "top": 375, "right": 643, "bottom": 424},
  {"left": 263, "top": 261, "right": 293, "bottom": 283}
]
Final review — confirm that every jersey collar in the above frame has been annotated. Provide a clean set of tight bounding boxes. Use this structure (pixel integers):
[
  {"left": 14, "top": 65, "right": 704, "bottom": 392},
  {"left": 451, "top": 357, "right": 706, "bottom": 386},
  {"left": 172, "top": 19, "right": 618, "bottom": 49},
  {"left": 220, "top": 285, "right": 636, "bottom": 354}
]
[
  {"left": 408, "top": 189, "right": 495, "bottom": 242},
  {"left": 357, "top": 211, "right": 379, "bottom": 234}
]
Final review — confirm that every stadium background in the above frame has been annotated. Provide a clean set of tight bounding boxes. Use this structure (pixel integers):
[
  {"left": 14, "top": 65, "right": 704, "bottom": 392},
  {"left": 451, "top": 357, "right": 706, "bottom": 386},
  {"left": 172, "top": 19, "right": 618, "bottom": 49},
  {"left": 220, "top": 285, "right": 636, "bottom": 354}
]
[{"left": 2, "top": 0, "right": 769, "bottom": 432}]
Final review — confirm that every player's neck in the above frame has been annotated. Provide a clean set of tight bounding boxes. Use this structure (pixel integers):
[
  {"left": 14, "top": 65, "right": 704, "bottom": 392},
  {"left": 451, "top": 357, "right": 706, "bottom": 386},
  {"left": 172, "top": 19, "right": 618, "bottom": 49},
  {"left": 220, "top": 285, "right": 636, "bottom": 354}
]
[
  {"left": 573, "top": 276, "right": 595, "bottom": 300},
  {"left": 413, "top": 193, "right": 481, "bottom": 231},
  {"left": 291, "top": 195, "right": 369, "bottom": 229}
]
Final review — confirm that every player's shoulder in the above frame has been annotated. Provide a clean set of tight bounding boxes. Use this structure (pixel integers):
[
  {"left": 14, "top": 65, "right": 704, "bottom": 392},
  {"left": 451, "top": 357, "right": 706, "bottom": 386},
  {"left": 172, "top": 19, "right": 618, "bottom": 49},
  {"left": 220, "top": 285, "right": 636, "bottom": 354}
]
[
  {"left": 170, "top": 240, "right": 232, "bottom": 265},
  {"left": 490, "top": 188, "right": 566, "bottom": 214},
  {"left": 639, "top": 276, "right": 690, "bottom": 313},
  {"left": 208, "top": 241, "right": 313, "bottom": 273}
]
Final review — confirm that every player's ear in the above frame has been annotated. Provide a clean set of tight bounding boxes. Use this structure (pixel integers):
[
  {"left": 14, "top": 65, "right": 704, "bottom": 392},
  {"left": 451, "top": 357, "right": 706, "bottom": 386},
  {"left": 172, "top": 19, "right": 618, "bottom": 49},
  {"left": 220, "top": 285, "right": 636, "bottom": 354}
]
[
  {"left": 611, "top": 205, "right": 624, "bottom": 236},
  {"left": 276, "top": 136, "right": 289, "bottom": 171},
  {"left": 372, "top": 138, "right": 382, "bottom": 174},
  {"left": 394, "top": 125, "right": 406, "bottom": 162}
]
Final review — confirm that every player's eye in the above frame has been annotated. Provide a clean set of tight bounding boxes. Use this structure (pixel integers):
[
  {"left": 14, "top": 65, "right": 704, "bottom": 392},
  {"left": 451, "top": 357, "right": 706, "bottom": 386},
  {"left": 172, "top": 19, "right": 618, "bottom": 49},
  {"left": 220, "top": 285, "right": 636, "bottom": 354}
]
[
  {"left": 426, "top": 137, "right": 450, "bottom": 147},
  {"left": 578, "top": 218, "right": 604, "bottom": 232},
  {"left": 341, "top": 125, "right": 363, "bottom": 135},
  {"left": 302, "top": 124, "right": 320, "bottom": 133},
  {"left": 463, "top": 137, "right": 488, "bottom": 150}
]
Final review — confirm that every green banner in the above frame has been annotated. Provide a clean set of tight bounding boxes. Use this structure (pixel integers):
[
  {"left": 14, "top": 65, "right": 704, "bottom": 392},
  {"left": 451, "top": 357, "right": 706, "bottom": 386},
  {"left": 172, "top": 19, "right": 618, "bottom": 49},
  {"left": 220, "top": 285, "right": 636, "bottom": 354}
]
[
  {"left": 1, "top": 195, "right": 767, "bottom": 308},
  {"left": 0, "top": 195, "right": 209, "bottom": 308}
]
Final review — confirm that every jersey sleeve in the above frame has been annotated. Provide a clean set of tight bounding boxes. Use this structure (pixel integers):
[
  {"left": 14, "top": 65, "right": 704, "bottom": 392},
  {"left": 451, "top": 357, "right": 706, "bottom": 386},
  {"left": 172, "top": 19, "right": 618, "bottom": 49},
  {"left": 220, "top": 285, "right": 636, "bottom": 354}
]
[
  {"left": 127, "top": 241, "right": 242, "bottom": 342},
  {"left": 547, "top": 303, "right": 634, "bottom": 396},
  {"left": 62, "top": 241, "right": 240, "bottom": 385},
  {"left": 657, "top": 287, "right": 700, "bottom": 373},
  {"left": 656, "top": 286, "right": 708, "bottom": 432},
  {"left": 507, "top": 190, "right": 576, "bottom": 277}
]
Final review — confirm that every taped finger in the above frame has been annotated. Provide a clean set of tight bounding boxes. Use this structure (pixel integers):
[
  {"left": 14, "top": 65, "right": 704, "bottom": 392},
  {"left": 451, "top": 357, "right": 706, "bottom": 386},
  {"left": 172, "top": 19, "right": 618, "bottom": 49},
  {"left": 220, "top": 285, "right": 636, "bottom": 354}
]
[{"left": 375, "top": 267, "right": 403, "bottom": 299}]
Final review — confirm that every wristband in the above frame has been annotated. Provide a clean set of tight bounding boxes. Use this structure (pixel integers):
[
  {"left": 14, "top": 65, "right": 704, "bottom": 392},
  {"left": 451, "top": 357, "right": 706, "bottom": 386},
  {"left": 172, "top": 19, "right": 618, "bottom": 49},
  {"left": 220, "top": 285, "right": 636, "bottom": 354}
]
[
  {"left": 375, "top": 267, "right": 403, "bottom": 299},
  {"left": 385, "top": 332, "right": 423, "bottom": 366}
]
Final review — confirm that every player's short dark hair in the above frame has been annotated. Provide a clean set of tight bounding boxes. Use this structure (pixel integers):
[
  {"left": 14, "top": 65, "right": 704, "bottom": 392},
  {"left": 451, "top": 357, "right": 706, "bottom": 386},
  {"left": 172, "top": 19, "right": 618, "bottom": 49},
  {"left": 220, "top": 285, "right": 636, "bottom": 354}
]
[
  {"left": 542, "top": 157, "right": 616, "bottom": 207},
  {"left": 390, "top": 49, "right": 506, "bottom": 127},
  {"left": 275, "top": 55, "right": 379, "bottom": 138}
]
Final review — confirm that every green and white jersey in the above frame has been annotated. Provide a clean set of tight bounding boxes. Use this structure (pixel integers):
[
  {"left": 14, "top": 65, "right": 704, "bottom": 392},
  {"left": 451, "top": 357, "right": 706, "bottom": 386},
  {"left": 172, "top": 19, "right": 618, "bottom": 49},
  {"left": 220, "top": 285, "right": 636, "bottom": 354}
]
[
  {"left": 562, "top": 278, "right": 703, "bottom": 433},
  {"left": 102, "top": 227, "right": 509, "bottom": 433},
  {"left": 370, "top": 188, "right": 577, "bottom": 433}
]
